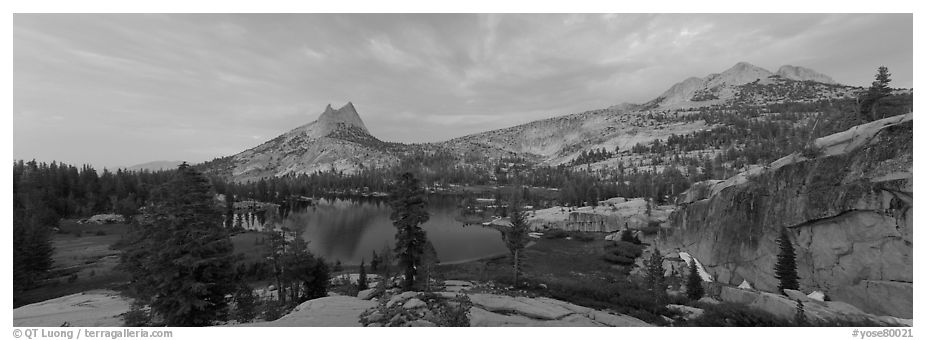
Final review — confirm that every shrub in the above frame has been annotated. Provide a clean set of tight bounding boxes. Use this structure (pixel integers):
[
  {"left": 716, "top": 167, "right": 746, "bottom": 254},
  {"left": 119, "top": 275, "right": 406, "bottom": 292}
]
[
  {"left": 605, "top": 241, "right": 644, "bottom": 257},
  {"left": 639, "top": 225, "right": 661, "bottom": 236},
  {"left": 536, "top": 277, "right": 671, "bottom": 325},
  {"left": 568, "top": 231, "right": 596, "bottom": 242},
  {"left": 544, "top": 229, "right": 569, "bottom": 239},
  {"left": 258, "top": 299, "right": 286, "bottom": 322},
  {"left": 433, "top": 293, "right": 473, "bottom": 327},
  {"left": 123, "top": 302, "right": 153, "bottom": 327},
  {"left": 232, "top": 284, "right": 258, "bottom": 323},
  {"left": 688, "top": 302, "right": 793, "bottom": 327},
  {"left": 801, "top": 143, "right": 823, "bottom": 159}
]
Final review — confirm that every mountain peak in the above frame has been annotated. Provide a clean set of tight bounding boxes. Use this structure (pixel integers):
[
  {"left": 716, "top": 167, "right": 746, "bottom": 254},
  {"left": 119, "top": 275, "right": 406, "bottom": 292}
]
[
  {"left": 731, "top": 61, "right": 757, "bottom": 69},
  {"left": 316, "top": 102, "right": 369, "bottom": 136},
  {"left": 714, "top": 62, "right": 773, "bottom": 84},
  {"left": 646, "top": 62, "right": 842, "bottom": 109}
]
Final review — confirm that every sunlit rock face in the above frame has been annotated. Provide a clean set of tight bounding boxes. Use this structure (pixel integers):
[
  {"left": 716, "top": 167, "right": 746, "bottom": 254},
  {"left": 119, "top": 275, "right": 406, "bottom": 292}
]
[{"left": 659, "top": 114, "right": 912, "bottom": 318}]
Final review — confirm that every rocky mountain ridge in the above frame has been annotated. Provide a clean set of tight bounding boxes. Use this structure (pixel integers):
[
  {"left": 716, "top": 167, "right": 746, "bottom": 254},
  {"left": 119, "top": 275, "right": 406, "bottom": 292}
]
[
  {"left": 201, "top": 62, "right": 863, "bottom": 182},
  {"left": 646, "top": 62, "right": 844, "bottom": 109}
]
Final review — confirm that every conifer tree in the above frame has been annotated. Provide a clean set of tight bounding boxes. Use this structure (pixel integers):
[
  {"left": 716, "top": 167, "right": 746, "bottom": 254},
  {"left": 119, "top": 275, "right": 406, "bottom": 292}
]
[
  {"left": 502, "top": 194, "right": 530, "bottom": 287},
  {"left": 358, "top": 258, "right": 368, "bottom": 291},
  {"left": 280, "top": 237, "right": 329, "bottom": 303},
  {"left": 774, "top": 229, "right": 800, "bottom": 293},
  {"left": 389, "top": 172, "right": 430, "bottom": 290},
  {"left": 685, "top": 258, "right": 705, "bottom": 300},
  {"left": 119, "top": 163, "right": 239, "bottom": 326},
  {"left": 643, "top": 248, "right": 668, "bottom": 304},
  {"left": 370, "top": 250, "right": 380, "bottom": 273},
  {"left": 862, "top": 66, "right": 893, "bottom": 121},
  {"left": 224, "top": 193, "right": 235, "bottom": 229},
  {"left": 12, "top": 162, "right": 56, "bottom": 295}
]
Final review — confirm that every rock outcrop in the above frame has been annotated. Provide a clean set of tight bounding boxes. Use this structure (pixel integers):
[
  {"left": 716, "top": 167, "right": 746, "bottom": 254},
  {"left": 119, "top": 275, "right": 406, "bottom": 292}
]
[
  {"left": 246, "top": 295, "right": 377, "bottom": 327},
  {"left": 527, "top": 197, "right": 672, "bottom": 233},
  {"left": 13, "top": 290, "right": 132, "bottom": 327},
  {"left": 361, "top": 286, "right": 651, "bottom": 327},
  {"left": 659, "top": 113, "right": 913, "bottom": 318},
  {"left": 719, "top": 286, "right": 912, "bottom": 326}
]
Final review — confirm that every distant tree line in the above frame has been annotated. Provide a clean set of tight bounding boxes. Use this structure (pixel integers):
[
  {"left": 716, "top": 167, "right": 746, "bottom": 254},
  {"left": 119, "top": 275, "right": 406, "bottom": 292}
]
[
  {"left": 12, "top": 160, "right": 177, "bottom": 295},
  {"left": 12, "top": 160, "right": 176, "bottom": 219}
]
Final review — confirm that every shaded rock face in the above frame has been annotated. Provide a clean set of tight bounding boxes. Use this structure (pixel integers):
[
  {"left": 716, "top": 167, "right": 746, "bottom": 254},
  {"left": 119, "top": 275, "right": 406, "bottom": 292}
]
[{"left": 659, "top": 114, "right": 912, "bottom": 318}]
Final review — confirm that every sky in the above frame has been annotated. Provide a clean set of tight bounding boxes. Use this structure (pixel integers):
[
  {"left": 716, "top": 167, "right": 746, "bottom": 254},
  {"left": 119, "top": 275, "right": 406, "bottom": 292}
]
[{"left": 13, "top": 13, "right": 913, "bottom": 169}]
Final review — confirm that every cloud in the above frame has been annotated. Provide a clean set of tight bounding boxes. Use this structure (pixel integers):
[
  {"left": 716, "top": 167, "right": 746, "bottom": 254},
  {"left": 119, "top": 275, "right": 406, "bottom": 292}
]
[{"left": 13, "top": 13, "right": 913, "bottom": 168}]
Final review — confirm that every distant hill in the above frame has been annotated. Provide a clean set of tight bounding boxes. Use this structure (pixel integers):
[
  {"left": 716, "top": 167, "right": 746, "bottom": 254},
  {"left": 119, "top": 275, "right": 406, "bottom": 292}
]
[{"left": 126, "top": 160, "right": 184, "bottom": 172}]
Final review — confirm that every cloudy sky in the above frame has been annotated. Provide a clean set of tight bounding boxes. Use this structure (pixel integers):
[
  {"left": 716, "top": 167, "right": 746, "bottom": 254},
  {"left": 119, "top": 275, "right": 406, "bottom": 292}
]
[{"left": 14, "top": 14, "right": 913, "bottom": 168}]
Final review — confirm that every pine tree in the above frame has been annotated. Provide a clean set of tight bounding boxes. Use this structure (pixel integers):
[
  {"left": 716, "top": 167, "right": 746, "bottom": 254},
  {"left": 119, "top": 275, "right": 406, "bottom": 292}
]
[
  {"left": 13, "top": 162, "right": 56, "bottom": 296},
  {"left": 280, "top": 238, "right": 329, "bottom": 304},
  {"left": 643, "top": 248, "right": 668, "bottom": 304},
  {"left": 358, "top": 258, "right": 369, "bottom": 291},
  {"left": 379, "top": 244, "right": 394, "bottom": 281},
  {"left": 862, "top": 66, "right": 893, "bottom": 121},
  {"left": 232, "top": 282, "right": 258, "bottom": 323},
  {"left": 685, "top": 257, "right": 705, "bottom": 300},
  {"left": 773, "top": 229, "right": 800, "bottom": 293},
  {"left": 370, "top": 250, "right": 380, "bottom": 273},
  {"left": 502, "top": 194, "right": 530, "bottom": 287},
  {"left": 224, "top": 193, "right": 235, "bottom": 229},
  {"left": 119, "top": 163, "right": 239, "bottom": 326},
  {"left": 389, "top": 172, "right": 430, "bottom": 290}
]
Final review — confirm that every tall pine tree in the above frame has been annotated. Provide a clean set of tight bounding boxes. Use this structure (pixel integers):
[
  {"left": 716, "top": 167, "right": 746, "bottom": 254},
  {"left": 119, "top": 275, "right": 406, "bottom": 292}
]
[
  {"left": 773, "top": 229, "right": 800, "bottom": 293},
  {"left": 389, "top": 172, "right": 430, "bottom": 290},
  {"left": 643, "top": 248, "right": 668, "bottom": 304},
  {"left": 502, "top": 193, "right": 530, "bottom": 287},
  {"left": 862, "top": 66, "right": 893, "bottom": 121},
  {"left": 358, "top": 258, "right": 368, "bottom": 291},
  {"left": 119, "top": 163, "right": 239, "bottom": 326},
  {"left": 685, "top": 257, "right": 704, "bottom": 300}
]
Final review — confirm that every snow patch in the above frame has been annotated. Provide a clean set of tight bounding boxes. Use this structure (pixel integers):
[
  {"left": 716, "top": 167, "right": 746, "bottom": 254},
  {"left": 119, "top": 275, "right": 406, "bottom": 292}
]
[{"left": 678, "top": 252, "right": 713, "bottom": 282}]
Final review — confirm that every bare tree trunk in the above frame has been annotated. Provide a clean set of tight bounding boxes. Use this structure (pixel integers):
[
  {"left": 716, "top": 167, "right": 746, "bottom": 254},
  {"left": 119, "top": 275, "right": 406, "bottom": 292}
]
[
  {"left": 513, "top": 249, "right": 520, "bottom": 287},
  {"left": 425, "top": 264, "right": 431, "bottom": 292}
]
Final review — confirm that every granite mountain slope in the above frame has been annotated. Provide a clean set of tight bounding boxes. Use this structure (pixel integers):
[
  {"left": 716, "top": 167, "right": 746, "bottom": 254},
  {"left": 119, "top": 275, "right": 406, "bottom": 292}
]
[
  {"left": 202, "top": 62, "right": 860, "bottom": 181},
  {"left": 205, "top": 102, "right": 405, "bottom": 182}
]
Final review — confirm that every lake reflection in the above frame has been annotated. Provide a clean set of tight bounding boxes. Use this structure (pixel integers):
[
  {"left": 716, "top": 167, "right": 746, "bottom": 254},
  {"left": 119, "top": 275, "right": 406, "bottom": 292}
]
[{"left": 290, "top": 196, "right": 508, "bottom": 265}]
